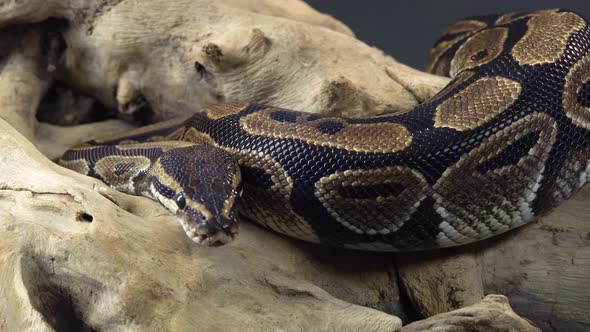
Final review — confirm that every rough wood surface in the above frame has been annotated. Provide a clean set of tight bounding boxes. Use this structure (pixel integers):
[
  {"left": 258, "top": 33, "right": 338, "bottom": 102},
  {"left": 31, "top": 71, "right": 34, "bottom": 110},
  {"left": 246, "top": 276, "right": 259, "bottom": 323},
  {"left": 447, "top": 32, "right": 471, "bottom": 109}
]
[
  {"left": 0, "top": 0, "right": 587, "bottom": 331},
  {"left": 0, "top": 0, "right": 449, "bottom": 122},
  {"left": 400, "top": 295, "right": 541, "bottom": 332},
  {"left": 0, "top": 29, "right": 403, "bottom": 331},
  {"left": 0, "top": 117, "right": 403, "bottom": 331},
  {"left": 0, "top": 3, "right": 411, "bottom": 331}
]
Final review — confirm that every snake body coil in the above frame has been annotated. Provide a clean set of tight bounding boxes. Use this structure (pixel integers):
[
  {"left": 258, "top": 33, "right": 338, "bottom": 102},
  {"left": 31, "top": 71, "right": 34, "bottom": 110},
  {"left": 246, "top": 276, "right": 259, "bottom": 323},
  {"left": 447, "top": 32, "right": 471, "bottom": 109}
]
[{"left": 60, "top": 10, "right": 590, "bottom": 251}]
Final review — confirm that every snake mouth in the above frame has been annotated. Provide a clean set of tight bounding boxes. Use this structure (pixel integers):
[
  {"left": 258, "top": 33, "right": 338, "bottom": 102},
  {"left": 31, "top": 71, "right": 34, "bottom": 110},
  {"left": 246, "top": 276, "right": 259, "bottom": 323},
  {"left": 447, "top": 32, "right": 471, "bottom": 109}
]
[{"left": 179, "top": 219, "right": 238, "bottom": 247}]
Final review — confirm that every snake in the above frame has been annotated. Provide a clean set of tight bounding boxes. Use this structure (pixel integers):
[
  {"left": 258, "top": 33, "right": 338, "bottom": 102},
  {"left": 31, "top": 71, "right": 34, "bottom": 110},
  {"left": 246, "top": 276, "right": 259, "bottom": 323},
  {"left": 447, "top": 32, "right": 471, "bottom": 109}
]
[{"left": 59, "top": 9, "right": 590, "bottom": 251}]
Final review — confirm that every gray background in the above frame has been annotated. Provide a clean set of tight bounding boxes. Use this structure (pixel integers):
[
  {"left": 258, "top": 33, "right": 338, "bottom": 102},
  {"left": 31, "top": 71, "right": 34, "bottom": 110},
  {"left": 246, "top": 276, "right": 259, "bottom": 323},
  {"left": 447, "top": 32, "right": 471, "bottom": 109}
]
[{"left": 305, "top": 1, "right": 590, "bottom": 70}]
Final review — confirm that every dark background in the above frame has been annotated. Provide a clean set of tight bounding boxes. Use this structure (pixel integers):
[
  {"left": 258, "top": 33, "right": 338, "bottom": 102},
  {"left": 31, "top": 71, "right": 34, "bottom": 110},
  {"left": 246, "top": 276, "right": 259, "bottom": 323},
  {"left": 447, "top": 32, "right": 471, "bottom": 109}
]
[{"left": 305, "top": 1, "right": 590, "bottom": 70}]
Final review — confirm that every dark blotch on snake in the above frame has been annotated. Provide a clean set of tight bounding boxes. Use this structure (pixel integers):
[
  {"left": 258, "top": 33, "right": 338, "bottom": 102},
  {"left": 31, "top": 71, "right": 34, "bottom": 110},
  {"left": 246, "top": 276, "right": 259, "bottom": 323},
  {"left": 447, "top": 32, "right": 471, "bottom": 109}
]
[
  {"left": 470, "top": 49, "right": 489, "bottom": 62},
  {"left": 576, "top": 80, "right": 590, "bottom": 108},
  {"left": 475, "top": 132, "right": 540, "bottom": 174},
  {"left": 270, "top": 110, "right": 298, "bottom": 123},
  {"left": 316, "top": 121, "right": 344, "bottom": 135},
  {"left": 338, "top": 182, "right": 406, "bottom": 199},
  {"left": 241, "top": 166, "right": 274, "bottom": 190},
  {"left": 306, "top": 114, "right": 326, "bottom": 121}
]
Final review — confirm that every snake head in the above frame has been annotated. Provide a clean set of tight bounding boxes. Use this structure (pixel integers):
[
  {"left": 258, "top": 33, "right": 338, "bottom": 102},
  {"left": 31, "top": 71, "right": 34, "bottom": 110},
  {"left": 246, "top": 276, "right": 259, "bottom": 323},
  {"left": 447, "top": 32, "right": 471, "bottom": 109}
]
[{"left": 151, "top": 145, "right": 242, "bottom": 246}]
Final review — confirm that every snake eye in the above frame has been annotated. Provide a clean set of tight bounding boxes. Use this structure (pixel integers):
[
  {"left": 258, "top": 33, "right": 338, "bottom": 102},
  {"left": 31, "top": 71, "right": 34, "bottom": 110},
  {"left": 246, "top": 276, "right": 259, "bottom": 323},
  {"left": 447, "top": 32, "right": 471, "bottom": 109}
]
[{"left": 175, "top": 193, "right": 187, "bottom": 210}]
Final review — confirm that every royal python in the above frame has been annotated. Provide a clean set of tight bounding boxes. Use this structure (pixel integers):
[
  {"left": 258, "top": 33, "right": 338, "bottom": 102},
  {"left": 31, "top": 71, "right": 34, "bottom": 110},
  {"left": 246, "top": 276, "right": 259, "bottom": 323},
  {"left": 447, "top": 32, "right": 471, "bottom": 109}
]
[{"left": 59, "top": 9, "right": 590, "bottom": 251}]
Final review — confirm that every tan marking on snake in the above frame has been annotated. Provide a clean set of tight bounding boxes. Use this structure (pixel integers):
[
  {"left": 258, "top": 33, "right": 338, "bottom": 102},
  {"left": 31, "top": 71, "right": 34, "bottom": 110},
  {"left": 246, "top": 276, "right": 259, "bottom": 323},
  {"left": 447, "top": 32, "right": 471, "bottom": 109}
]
[
  {"left": 430, "top": 71, "right": 475, "bottom": 103},
  {"left": 182, "top": 127, "right": 215, "bottom": 145},
  {"left": 151, "top": 159, "right": 183, "bottom": 193},
  {"left": 426, "top": 20, "right": 487, "bottom": 75},
  {"left": 240, "top": 108, "right": 412, "bottom": 153},
  {"left": 94, "top": 155, "right": 152, "bottom": 192},
  {"left": 435, "top": 76, "right": 522, "bottom": 131},
  {"left": 59, "top": 159, "right": 90, "bottom": 175},
  {"left": 202, "top": 101, "right": 249, "bottom": 120},
  {"left": 563, "top": 52, "right": 590, "bottom": 129},
  {"left": 445, "top": 20, "right": 488, "bottom": 35},
  {"left": 450, "top": 27, "right": 508, "bottom": 76},
  {"left": 114, "top": 141, "right": 196, "bottom": 151},
  {"left": 433, "top": 113, "right": 558, "bottom": 245},
  {"left": 314, "top": 167, "right": 430, "bottom": 235},
  {"left": 495, "top": 12, "right": 526, "bottom": 25},
  {"left": 164, "top": 127, "right": 186, "bottom": 140},
  {"left": 222, "top": 170, "right": 242, "bottom": 219},
  {"left": 512, "top": 11, "right": 585, "bottom": 65},
  {"left": 494, "top": 9, "right": 559, "bottom": 26}
]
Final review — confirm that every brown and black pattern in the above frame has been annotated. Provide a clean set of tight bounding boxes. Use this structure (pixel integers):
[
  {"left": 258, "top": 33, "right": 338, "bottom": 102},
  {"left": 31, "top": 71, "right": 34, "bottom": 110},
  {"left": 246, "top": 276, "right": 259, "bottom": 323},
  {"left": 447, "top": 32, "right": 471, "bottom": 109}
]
[
  {"left": 239, "top": 108, "right": 413, "bottom": 153},
  {"left": 511, "top": 10, "right": 585, "bottom": 65},
  {"left": 59, "top": 10, "right": 590, "bottom": 251},
  {"left": 552, "top": 147, "right": 590, "bottom": 204},
  {"left": 426, "top": 19, "right": 488, "bottom": 76},
  {"left": 450, "top": 27, "right": 508, "bottom": 76},
  {"left": 434, "top": 76, "right": 522, "bottom": 131},
  {"left": 314, "top": 166, "right": 431, "bottom": 236},
  {"left": 432, "top": 113, "right": 558, "bottom": 245},
  {"left": 563, "top": 52, "right": 590, "bottom": 129},
  {"left": 493, "top": 9, "right": 559, "bottom": 26}
]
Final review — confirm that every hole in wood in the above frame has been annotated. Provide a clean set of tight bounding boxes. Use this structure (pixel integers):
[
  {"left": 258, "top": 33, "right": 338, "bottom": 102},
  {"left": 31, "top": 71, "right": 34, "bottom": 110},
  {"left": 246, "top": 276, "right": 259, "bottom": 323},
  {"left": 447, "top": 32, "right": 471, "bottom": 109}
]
[{"left": 76, "top": 212, "right": 94, "bottom": 223}]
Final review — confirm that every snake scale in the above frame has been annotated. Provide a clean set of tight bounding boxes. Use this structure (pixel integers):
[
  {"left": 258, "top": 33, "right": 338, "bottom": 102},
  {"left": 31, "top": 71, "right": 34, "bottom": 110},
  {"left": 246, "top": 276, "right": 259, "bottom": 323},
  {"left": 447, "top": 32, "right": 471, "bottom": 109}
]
[{"left": 59, "top": 9, "right": 590, "bottom": 251}]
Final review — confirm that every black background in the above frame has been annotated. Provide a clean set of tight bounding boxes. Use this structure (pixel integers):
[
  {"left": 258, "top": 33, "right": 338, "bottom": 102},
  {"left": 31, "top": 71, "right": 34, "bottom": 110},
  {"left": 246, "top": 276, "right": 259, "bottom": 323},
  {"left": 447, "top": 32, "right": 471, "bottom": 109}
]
[{"left": 305, "top": 1, "right": 590, "bottom": 70}]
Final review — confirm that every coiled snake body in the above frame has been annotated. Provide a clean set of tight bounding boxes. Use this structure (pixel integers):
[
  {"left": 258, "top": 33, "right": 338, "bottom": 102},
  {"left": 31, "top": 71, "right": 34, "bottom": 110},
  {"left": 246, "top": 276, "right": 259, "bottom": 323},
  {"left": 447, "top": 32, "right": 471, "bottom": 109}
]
[{"left": 60, "top": 10, "right": 590, "bottom": 250}]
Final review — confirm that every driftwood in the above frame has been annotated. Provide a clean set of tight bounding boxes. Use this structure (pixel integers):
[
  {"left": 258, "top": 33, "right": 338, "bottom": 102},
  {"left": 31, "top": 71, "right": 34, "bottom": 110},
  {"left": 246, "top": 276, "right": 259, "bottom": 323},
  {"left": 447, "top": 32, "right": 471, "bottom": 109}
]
[
  {"left": 400, "top": 295, "right": 540, "bottom": 332},
  {"left": 0, "top": 120, "right": 403, "bottom": 331},
  {"left": 0, "top": 0, "right": 587, "bottom": 331},
  {"left": 0, "top": 29, "right": 403, "bottom": 331},
  {"left": 0, "top": 0, "right": 448, "bottom": 124}
]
